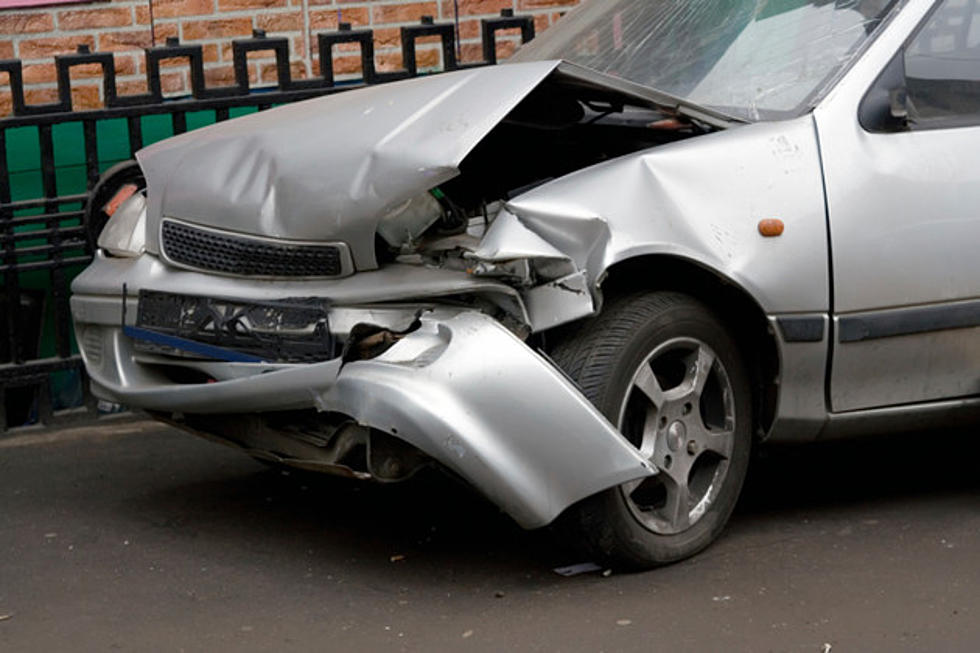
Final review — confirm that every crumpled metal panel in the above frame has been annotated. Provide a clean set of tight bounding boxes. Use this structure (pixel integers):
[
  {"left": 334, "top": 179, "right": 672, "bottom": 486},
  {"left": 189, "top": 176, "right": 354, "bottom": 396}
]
[
  {"left": 75, "top": 301, "right": 654, "bottom": 528},
  {"left": 71, "top": 251, "right": 525, "bottom": 311},
  {"left": 503, "top": 115, "right": 831, "bottom": 313},
  {"left": 136, "top": 61, "right": 561, "bottom": 271},
  {"left": 325, "top": 313, "right": 654, "bottom": 528}
]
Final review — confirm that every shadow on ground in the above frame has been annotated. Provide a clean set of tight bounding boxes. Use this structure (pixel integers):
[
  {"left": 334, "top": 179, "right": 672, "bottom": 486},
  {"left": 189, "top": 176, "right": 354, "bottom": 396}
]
[{"left": 111, "top": 426, "right": 979, "bottom": 575}]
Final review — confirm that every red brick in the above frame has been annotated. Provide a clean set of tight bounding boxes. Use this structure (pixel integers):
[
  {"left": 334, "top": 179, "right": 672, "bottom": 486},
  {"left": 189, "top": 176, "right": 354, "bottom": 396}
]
[
  {"left": 0, "top": 12, "right": 54, "bottom": 34},
  {"left": 153, "top": 22, "right": 180, "bottom": 43},
  {"left": 24, "top": 84, "right": 102, "bottom": 111},
  {"left": 97, "top": 30, "right": 152, "bottom": 52},
  {"left": 20, "top": 57, "right": 135, "bottom": 85},
  {"left": 217, "top": 0, "right": 286, "bottom": 10},
  {"left": 442, "top": 0, "right": 512, "bottom": 17},
  {"left": 457, "top": 18, "right": 482, "bottom": 40},
  {"left": 160, "top": 71, "right": 189, "bottom": 94},
  {"left": 291, "top": 35, "right": 307, "bottom": 58},
  {"left": 19, "top": 35, "right": 96, "bottom": 59},
  {"left": 21, "top": 63, "right": 57, "bottom": 85},
  {"left": 69, "top": 84, "right": 103, "bottom": 110},
  {"left": 371, "top": 27, "right": 401, "bottom": 49},
  {"left": 459, "top": 42, "right": 484, "bottom": 64},
  {"left": 255, "top": 11, "right": 304, "bottom": 33},
  {"left": 24, "top": 87, "right": 59, "bottom": 108},
  {"left": 116, "top": 71, "right": 187, "bottom": 97},
  {"left": 0, "top": 41, "right": 15, "bottom": 60},
  {"left": 58, "top": 7, "right": 134, "bottom": 31},
  {"left": 150, "top": 0, "right": 214, "bottom": 19},
  {"left": 373, "top": 2, "right": 439, "bottom": 25},
  {"left": 375, "top": 47, "right": 440, "bottom": 72},
  {"left": 202, "top": 43, "right": 220, "bottom": 63},
  {"left": 182, "top": 18, "right": 253, "bottom": 41},
  {"left": 115, "top": 78, "right": 149, "bottom": 96},
  {"left": 203, "top": 63, "right": 258, "bottom": 87},
  {"left": 518, "top": 0, "right": 576, "bottom": 8},
  {"left": 309, "top": 7, "right": 369, "bottom": 30},
  {"left": 258, "top": 59, "right": 306, "bottom": 83}
]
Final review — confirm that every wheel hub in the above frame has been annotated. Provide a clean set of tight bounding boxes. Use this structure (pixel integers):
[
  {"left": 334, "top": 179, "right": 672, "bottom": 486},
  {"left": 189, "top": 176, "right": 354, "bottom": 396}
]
[
  {"left": 617, "top": 337, "right": 736, "bottom": 535},
  {"left": 666, "top": 420, "right": 687, "bottom": 452}
]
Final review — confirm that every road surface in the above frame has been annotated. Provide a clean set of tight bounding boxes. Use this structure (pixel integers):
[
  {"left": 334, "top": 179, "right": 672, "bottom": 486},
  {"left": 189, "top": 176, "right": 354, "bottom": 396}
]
[{"left": 1, "top": 419, "right": 977, "bottom": 651}]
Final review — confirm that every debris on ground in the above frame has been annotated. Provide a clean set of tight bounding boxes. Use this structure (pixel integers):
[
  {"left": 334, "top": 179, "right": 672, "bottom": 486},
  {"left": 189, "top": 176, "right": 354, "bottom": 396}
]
[
  {"left": 553, "top": 562, "right": 602, "bottom": 577},
  {"left": 389, "top": 554, "right": 406, "bottom": 563}
]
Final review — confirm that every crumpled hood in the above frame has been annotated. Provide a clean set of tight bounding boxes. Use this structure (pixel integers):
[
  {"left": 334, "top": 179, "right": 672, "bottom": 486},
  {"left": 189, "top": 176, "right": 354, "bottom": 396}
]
[{"left": 137, "top": 60, "right": 561, "bottom": 270}]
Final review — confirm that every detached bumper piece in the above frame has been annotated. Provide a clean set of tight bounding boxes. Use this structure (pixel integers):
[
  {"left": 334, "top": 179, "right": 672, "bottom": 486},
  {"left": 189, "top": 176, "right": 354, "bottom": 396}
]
[
  {"left": 78, "top": 305, "right": 654, "bottom": 528},
  {"left": 132, "top": 290, "right": 334, "bottom": 363}
]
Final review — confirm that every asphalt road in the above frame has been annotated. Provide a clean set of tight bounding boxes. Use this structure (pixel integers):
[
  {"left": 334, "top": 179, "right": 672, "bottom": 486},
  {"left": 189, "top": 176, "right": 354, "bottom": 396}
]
[{"left": 1, "top": 419, "right": 977, "bottom": 652}]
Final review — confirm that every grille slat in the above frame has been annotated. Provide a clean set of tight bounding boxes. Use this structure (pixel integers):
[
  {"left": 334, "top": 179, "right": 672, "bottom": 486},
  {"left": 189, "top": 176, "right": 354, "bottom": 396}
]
[{"left": 161, "top": 219, "right": 345, "bottom": 278}]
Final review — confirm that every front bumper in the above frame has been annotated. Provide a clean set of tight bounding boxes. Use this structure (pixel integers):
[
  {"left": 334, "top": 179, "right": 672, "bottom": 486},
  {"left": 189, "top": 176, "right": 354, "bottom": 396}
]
[{"left": 71, "top": 257, "right": 654, "bottom": 528}]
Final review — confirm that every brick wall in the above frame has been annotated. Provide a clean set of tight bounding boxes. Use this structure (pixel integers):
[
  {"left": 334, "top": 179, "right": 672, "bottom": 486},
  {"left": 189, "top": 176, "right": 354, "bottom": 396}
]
[{"left": 0, "top": 0, "right": 583, "bottom": 116}]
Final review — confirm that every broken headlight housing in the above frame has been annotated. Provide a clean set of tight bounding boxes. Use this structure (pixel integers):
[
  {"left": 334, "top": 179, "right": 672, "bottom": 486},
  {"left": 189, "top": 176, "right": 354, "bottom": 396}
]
[{"left": 97, "top": 188, "right": 147, "bottom": 258}]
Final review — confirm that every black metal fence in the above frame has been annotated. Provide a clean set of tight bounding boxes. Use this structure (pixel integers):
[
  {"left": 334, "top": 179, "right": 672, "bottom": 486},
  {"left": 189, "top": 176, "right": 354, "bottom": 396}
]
[{"left": 0, "top": 10, "right": 535, "bottom": 432}]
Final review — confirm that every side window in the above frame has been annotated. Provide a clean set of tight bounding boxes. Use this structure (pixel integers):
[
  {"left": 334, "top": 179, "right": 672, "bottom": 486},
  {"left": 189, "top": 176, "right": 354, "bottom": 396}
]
[{"left": 905, "top": 0, "right": 980, "bottom": 123}]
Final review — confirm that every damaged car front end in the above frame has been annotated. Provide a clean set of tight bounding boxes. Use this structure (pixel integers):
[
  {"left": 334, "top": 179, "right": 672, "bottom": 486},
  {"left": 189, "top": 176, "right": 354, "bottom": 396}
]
[
  {"left": 73, "top": 0, "right": 911, "bottom": 567},
  {"left": 73, "top": 58, "right": 682, "bottom": 528}
]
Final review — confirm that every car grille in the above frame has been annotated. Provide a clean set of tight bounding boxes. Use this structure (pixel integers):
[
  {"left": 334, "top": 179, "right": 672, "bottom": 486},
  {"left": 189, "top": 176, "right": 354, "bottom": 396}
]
[{"left": 161, "top": 219, "right": 345, "bottom": 278}]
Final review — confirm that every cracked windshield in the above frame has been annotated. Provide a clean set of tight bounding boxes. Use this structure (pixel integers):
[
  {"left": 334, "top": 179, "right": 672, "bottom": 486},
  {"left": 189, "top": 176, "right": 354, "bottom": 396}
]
[{"left": 513, "top": 0, "right": 900, "bottom": 120}]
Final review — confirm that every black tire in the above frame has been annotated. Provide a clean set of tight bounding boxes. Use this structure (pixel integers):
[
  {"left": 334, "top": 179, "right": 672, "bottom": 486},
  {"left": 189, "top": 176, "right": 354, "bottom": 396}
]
[{"left": 550, "top": 291, "right": 752, "bottom": 569}]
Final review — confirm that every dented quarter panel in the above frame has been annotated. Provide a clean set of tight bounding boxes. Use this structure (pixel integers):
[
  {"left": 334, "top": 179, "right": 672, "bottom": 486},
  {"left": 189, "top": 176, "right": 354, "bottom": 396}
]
[
  {"left": 504, "top": 115, "right": 831, "bottom": 314},
  {"left": 136, "top": 61, "right": 562, "bottom": 271}
]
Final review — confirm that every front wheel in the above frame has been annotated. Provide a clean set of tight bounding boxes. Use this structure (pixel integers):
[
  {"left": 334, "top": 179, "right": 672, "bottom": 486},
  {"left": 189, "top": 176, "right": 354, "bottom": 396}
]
[{"left": 551, "top": 291, "right": 753, "bottom": 569}]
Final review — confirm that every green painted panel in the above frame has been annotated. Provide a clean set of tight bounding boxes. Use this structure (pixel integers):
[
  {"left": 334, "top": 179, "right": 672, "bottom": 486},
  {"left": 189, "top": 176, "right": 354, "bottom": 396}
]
[
  {"left": 186, "top": 110, "right": 216, "bottom": 131},
  {"left": 95, "top": 118, "right": 131, "bottom": 169},
  {"left": 140, "top": 113, "right": 174, "bottom": 147},
  {"left": 6, "top": 126, "right": 40, "bottom": 175}
]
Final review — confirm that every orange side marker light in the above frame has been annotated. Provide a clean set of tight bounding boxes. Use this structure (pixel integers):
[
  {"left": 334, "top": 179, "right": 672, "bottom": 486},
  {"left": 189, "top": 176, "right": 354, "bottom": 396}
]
[
  {"left": 758, "top": 218, "right": 784, "bottom": 238},
  {"left": 103, "top": 183, "right": 139, "bottom": 217}
]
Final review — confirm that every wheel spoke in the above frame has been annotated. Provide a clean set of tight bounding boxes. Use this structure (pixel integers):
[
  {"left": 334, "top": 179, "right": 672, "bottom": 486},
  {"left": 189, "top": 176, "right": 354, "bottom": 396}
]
[
  {"left": 686, "top": 345, "right": 715, "bottom": 396},
  {"left": 633, "top": 363, "right": 667, "bottom": 411},
  {"left": 662, "top": 478, "right": 691, "bottom": 530},
  {"left": 698, "top": 429, "right": 734, "bottom": 458},
  {"left": 638, "top": 405, "right": 659, "bottom": 458}
]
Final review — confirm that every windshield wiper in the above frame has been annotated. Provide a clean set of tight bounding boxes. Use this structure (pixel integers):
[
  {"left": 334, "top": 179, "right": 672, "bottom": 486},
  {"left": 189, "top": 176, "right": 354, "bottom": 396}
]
[{"left": 555, "top": 61, "right": 747, "bottom": 130}]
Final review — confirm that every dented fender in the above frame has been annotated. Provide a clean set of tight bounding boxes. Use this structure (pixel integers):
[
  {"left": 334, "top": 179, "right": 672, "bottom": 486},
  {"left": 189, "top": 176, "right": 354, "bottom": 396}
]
[{"left": 501, "top": 116, "right": 832, "bottom": 314}]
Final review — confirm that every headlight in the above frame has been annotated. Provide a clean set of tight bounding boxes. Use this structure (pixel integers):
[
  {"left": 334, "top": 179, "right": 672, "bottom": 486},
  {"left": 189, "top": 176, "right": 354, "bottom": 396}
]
[
  {"left": 97, "top": 189, "right": 146, "bottom": 257},
  {"left": 377, "top": 191, "right": 445, "bottom": 250}
]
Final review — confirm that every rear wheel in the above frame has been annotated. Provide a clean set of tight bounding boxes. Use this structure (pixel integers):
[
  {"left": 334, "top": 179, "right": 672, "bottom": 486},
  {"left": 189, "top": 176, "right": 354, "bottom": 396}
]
[{"left": 551, "top": 291, "right": 752, "bottom": 569}]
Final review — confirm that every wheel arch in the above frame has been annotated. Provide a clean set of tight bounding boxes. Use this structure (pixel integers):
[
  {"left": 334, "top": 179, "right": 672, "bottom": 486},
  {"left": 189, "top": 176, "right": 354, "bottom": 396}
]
[{"left": 596, "top": 254, "right": 779, "bottom": 439}]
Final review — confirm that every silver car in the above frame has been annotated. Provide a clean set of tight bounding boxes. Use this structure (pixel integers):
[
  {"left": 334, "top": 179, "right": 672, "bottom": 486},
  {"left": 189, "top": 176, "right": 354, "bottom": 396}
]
[{"left": 71, "top": 0, "right": 980, "bottom": 569}]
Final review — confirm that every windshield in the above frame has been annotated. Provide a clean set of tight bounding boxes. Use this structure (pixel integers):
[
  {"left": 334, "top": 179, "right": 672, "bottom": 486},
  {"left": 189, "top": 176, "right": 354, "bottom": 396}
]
[{"left": 512, "top": 0, "right": 900, "bottom": 121}]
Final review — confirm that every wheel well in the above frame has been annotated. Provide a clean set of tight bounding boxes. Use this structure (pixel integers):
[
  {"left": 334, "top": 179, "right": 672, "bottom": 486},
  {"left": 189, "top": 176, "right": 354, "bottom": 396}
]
[{"left": 597, "top": 255, "right": 779, "bottom": 439}]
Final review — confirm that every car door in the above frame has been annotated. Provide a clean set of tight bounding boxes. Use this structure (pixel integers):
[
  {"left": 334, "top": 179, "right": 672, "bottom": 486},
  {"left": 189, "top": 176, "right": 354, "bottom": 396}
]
[{"left": 816, "top": 0, "right": 980, "bottom": 411}]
